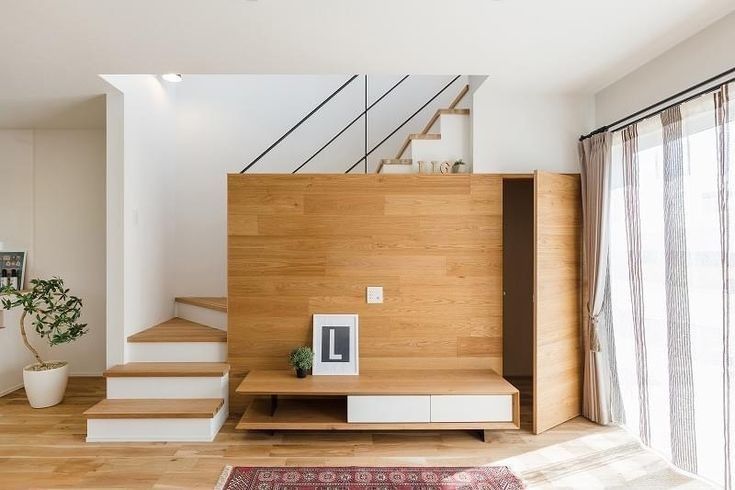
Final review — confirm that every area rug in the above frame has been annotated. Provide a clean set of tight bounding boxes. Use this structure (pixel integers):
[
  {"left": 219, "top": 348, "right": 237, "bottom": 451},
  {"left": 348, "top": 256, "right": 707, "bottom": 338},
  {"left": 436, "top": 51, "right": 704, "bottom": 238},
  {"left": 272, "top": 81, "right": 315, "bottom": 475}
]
[{"left": 215, "top": 466, "right": 525, "bottom": 489}]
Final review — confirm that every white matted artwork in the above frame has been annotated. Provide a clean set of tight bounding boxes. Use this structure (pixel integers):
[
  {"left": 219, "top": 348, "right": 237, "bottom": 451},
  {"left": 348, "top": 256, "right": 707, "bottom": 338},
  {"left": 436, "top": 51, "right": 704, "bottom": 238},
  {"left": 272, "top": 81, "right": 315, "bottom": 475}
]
[{"left": 312, "top": 314, "right": 359, "bottom": 375}]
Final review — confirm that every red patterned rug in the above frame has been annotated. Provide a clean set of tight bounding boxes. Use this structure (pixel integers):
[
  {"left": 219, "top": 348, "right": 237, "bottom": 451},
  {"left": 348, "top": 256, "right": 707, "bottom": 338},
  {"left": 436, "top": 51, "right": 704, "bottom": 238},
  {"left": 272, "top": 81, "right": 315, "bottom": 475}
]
[{"left": 216, "top": 466, "right": 525, "bottom": 489}]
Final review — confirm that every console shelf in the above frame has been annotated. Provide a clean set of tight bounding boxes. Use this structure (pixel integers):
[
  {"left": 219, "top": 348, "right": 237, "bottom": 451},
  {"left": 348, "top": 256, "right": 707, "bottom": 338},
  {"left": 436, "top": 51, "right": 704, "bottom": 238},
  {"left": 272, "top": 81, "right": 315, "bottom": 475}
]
[{"left": 235, "top": 370, "right": 520, "bottom": 440}]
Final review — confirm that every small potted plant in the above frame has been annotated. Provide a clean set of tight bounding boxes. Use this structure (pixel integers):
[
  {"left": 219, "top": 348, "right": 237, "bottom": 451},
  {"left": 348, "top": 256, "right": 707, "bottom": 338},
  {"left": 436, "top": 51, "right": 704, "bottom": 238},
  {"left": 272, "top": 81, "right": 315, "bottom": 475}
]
[
  {"left": 288, "top": 346, "right": 314, "bottom": 378},
  {"left": 1, "top": 278, "right": 87, "bottom": 408},
  {"left": 452, "top": 159, "right": 467, "bottom": 173}
]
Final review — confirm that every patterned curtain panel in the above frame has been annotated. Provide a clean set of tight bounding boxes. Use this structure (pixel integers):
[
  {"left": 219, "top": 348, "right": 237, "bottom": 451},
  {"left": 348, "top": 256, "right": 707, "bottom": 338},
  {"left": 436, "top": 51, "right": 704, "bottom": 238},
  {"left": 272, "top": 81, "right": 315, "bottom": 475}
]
[{"left": 607, "top": 82, "right": 735, "bottom": 487}]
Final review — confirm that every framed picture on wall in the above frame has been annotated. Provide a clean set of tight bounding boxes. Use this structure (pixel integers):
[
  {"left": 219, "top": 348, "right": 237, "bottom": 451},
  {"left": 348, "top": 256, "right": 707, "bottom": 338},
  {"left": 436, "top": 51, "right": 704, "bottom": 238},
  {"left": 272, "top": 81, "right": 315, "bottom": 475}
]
[
  {"left": 312, "top": 314, "right": 359, "bottom": 375},
  {"left": 0, "top": 251, "right": 26, "bottom": 291}
]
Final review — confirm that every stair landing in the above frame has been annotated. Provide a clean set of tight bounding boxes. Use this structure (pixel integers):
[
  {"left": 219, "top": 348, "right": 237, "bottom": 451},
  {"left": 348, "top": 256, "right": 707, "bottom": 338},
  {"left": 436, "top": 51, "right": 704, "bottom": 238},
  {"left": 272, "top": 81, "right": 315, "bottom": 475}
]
[{"left": 127, "top": 318, "right": 227, "bottom": 343}]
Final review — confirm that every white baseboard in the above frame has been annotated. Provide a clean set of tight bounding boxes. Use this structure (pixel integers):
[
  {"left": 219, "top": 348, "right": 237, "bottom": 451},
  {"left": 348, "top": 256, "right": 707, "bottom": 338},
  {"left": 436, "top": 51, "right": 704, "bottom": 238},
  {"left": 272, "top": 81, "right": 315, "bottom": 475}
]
[{"left": 0, "top": 383, "right": 23, "bottom": 397}]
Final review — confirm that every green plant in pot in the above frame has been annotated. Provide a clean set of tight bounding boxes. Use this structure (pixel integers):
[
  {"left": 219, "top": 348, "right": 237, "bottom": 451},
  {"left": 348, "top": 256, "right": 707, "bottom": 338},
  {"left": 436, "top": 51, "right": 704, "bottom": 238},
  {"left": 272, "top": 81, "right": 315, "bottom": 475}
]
[
  {"left": 289, "top": 346, "right": 314, "bottom": 378},
  {"left": 1, "top": 278, "right": 87, "bottom": 408},
  {"left": 452, "top": 159, "right": 467, "bottom": 173}
]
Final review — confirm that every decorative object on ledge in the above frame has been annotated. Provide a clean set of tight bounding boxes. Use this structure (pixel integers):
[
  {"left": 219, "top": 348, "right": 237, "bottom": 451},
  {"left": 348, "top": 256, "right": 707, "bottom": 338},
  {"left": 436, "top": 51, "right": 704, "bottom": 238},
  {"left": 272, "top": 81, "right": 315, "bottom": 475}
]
[
  {"left": 1, "top": 277, "right": 87, "bottom": 408},
  {"left": 0, "top": 251, "right": 26, "bottom": 291},
  {"left": 215, "top": 466, "right": 525, "bottom": 490},
  {"left": 312, "top": 314, "right": 359, "bottom": 375},
  {"left": 418, "top": 160, "right": 432, "bottom": 174},
  {"left": 288, "top": 346, "right": 314, "bottom": 378},
  {"left": 452, "top": 159, "right": 467, "bottom": 173}
]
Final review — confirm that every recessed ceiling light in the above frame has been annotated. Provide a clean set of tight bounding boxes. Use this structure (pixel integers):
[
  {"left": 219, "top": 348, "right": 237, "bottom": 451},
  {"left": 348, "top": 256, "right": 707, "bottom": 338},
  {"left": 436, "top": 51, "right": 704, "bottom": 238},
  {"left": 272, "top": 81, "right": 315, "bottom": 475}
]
[{"left": 162, "top": 73, "right": 183, "bottom": 83}]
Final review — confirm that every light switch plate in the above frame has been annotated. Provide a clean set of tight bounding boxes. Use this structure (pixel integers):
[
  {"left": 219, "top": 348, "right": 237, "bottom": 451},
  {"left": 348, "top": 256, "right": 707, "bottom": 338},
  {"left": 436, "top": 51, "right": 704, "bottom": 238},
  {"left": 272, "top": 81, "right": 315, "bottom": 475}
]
[{"left": 366, "top": 286, "right": 383, "bottom": 304}]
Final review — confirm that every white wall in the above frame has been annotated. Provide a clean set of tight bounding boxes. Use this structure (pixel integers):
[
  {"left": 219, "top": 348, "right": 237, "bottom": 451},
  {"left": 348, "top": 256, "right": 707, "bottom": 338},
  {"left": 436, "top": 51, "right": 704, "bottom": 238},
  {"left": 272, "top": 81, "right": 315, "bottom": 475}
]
[
  {"left": 472, "top": 80, "right": 595, "bottom": 173},
  {"left": 595, "top": 11, "right": 735, "bottom": 125},
  {"left": 0, "top": 129, "right": 106, "bottom": 394},
  {"left": 102, "top": 75, "right": 177, "bottom": 363}
]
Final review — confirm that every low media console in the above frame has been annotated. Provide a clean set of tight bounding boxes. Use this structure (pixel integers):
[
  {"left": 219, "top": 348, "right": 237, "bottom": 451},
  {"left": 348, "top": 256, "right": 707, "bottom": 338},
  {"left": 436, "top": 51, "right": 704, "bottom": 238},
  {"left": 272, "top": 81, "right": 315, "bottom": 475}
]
[{"left": 235, "top": 370, "right": 520, "bottom": 442}]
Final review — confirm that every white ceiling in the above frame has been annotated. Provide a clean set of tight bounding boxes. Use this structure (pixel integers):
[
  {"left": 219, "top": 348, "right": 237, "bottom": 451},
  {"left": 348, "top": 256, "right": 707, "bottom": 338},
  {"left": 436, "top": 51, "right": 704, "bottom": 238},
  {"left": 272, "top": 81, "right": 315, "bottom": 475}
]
[{"left": 1, "top": 0, "right": 733, "bottom": 128}]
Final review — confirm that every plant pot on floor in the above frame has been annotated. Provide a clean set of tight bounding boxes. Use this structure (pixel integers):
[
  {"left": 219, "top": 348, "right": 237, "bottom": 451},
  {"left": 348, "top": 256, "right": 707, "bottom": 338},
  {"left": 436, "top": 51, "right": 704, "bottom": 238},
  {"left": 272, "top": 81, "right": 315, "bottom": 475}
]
[
  {"left": 23, "top": 361, "right": 69, "bottom": 408},
  {"left": 296, "top": 368, "right": 308, "bottom": 378}
]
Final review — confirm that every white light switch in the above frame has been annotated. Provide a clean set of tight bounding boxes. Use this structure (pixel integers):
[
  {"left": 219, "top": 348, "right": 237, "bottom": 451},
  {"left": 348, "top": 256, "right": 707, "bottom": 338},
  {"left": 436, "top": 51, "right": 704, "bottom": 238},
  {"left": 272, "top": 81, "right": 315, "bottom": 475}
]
[{"left": 366, "top": 286, "right": 383, "bottom": 304}]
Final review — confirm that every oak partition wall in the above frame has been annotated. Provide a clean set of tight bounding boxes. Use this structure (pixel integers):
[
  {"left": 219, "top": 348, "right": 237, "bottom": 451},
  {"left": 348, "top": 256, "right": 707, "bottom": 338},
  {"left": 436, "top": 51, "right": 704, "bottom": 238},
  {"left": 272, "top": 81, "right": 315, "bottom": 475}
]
[
  {"left": 227, "top": 173, "right": 581, "bottom": 434},
  {"left": 228, "top": 174, "right": 503, "bottom": 408}
]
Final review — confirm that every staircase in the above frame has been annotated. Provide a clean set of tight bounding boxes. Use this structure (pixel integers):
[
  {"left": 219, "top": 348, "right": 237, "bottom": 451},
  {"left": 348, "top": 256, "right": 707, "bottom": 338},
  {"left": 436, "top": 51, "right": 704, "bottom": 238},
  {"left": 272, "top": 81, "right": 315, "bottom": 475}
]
[
  {"left": 84, "top": 297, "right": 229, "bottom": 442},
  {"left": 378, "top": 85, "right": 471, "bottom": 174}
]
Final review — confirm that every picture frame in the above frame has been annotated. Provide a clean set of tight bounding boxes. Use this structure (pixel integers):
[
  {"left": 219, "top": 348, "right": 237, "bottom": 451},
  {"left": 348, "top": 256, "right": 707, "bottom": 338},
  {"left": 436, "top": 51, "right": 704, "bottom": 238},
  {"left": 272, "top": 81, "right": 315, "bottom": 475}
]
[
  {"left": 0, "top": 251, "right": 27, "bottom": 291},
  {"left": 312, "top": 314, "right": 359, "bottom": 375}
]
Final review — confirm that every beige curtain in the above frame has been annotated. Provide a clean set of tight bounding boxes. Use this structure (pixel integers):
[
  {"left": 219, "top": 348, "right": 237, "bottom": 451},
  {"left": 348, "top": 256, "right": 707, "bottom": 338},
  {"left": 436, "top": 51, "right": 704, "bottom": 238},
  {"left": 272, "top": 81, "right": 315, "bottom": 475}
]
[{"left": 579, "top": 132, "right": 612, "bottom": 424}]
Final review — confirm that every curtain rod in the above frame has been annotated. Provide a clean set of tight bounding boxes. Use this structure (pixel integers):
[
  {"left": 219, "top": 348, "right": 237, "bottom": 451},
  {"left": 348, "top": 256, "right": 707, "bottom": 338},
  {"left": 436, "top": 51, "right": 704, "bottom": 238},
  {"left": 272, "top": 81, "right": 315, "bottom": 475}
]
[{"left": 580, "top": 65, "right": 735, "bottom": 141}]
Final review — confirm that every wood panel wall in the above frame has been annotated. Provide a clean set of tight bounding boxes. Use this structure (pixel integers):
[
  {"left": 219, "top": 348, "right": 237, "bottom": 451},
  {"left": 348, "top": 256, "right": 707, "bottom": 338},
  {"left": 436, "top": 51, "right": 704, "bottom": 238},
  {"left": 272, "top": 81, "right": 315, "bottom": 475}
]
[{"left": 228, "top": 174, "right": 503, "bottom": 408}]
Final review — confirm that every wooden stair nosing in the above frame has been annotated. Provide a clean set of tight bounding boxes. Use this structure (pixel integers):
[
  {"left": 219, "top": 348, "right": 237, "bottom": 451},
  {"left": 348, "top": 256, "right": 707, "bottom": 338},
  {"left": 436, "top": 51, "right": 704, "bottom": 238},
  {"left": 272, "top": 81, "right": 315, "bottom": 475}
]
[
  {"left": 175, "top": 296, "right": 227, "bottom": 313},
  {"left": 104, "top": 362, "right": 230, "bottom": 378},
  {"left": 84, "top": 398, "right": 224, "bottom": 419},
  {"left": 127, "top": 317, "right": 227, "bottom": 343},
  {"left": 421, "top": 108, "right": 471, "bottom": 136}
]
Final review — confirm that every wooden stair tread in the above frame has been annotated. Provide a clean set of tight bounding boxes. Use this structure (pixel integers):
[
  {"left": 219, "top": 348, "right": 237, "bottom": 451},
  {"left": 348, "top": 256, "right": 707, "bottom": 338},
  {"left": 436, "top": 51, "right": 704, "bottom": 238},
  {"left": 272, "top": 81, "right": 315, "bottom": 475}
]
[
  {"left": 175, "top": 296, "right": 227, "bottom": 312},
  {"left": 104, "top": 362, "right": 229, "bottom": 378},
  {"left": 438, "top": 108, "right": 470, "bottom": 115},
  {"left": 409, "top": 133, "right": 441, "bottom": 140},
  {"left": 84, "top": 398, "right": 224, "bottom": 419},
  {"left": 127, "top": 317, "right": 227, "bottom": 343},
  {"left": 380, "top": 158, "right": 412, "bottom": 165}
]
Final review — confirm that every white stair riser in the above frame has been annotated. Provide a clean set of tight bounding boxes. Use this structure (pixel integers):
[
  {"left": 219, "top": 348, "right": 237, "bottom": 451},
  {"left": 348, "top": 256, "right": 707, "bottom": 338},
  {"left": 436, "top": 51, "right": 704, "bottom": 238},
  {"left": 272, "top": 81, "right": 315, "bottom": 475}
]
[
  {"left": 106, "top": 374, "right": 228, "bottom": 399},
  {"left": 127, "top": 342, "right": 227, "bottom": 362},
  {"left": 381, "top": 165, "right": 415, "bottom": 174},
  {"left": 86, "top": 404, "right": 228, "bottom": 442},
  {"left": 175, "top": 303, "right": 227, "bottom": 331}
]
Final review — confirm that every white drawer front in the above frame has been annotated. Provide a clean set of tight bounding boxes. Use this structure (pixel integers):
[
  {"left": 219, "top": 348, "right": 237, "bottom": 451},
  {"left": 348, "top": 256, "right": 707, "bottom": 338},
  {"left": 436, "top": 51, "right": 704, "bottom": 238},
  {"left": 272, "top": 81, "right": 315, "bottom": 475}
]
[
  {"left": 347, "top": 395, "right": 430, "bottom": 423},
  {"left": 430, "top": 395, "right": 513, "bottom": 422}
]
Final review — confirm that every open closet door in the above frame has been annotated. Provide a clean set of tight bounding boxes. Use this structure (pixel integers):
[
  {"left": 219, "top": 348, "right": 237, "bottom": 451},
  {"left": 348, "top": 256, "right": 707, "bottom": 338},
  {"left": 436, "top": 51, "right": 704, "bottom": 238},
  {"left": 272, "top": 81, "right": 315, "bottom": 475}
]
[{"left": 533, "top": 171, "right": 582, "bottom": 434}]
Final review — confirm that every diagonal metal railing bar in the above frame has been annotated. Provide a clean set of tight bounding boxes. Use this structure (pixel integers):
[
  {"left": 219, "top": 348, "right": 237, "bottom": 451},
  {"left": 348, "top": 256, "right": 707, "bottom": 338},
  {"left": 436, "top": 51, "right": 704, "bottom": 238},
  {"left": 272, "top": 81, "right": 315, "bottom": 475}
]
[{"left": 240, "top": 74, "right": 359, "bottom": 173}]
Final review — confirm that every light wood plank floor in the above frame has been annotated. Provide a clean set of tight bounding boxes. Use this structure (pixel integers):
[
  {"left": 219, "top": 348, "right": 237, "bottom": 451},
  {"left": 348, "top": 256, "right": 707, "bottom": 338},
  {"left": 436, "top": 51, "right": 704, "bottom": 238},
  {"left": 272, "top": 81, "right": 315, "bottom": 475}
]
[{"left": 0, "top": 377, "right": 711, "bottom": 489}]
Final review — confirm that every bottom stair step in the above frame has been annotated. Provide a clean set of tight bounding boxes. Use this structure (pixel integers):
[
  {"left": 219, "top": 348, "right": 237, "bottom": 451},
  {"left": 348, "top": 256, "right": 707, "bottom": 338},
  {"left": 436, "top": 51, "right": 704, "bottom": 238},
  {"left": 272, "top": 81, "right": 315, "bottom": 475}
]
[
  {"left": 85, "top": 398, "right": 228, "bottom": 442},
  {"left": 84, "top": 398, "right": 224, "bottom": 419}
]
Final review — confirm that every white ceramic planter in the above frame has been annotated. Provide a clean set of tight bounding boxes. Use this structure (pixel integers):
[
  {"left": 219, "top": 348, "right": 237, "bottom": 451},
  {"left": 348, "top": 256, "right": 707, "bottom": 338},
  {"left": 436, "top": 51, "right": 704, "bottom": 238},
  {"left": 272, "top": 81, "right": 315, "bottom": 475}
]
[{"left": 23, "top": 361, "right": 69, "bottom": 408}]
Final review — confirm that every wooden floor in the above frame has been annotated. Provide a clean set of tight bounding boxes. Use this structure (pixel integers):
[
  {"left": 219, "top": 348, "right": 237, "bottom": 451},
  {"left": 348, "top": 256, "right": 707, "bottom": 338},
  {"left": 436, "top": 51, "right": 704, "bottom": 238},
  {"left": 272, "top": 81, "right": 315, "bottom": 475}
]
[{"left": 0, "top": 377, "right": 711, "bottom": 489}]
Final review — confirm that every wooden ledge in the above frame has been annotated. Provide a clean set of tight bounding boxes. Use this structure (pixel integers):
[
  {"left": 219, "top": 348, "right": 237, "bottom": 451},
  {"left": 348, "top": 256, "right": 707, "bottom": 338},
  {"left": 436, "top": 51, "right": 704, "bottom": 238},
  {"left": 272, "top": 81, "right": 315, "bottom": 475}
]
[{"left": 236, "top": 369, "right": 519, "bottom": 396}]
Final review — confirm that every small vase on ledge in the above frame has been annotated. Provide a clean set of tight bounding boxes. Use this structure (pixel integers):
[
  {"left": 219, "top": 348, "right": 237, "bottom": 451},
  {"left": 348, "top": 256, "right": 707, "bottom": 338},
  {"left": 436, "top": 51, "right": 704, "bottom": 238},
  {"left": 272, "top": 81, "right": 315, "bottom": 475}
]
[{"left": 296, "top": 368, "right": 308, "bottom": 379}]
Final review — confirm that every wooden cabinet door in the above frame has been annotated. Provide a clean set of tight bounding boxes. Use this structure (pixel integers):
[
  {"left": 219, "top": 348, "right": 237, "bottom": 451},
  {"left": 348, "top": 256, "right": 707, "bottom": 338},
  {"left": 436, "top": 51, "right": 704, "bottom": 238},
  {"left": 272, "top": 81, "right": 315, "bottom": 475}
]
[{"left": 533, "top": 171, "right": 582, "bottom": 434}]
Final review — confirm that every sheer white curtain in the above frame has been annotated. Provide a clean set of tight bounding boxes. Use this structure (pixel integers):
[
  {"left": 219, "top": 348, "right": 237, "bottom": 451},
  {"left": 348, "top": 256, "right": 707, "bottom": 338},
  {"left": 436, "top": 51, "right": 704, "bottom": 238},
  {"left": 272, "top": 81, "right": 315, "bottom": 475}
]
[{"left": 607, "top": 83, "right": 735, "bottom": 487}]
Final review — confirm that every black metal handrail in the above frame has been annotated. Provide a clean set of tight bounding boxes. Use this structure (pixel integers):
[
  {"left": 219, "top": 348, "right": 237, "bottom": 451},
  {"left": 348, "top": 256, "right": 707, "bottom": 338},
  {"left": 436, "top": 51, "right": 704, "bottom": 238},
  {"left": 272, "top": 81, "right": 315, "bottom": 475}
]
[
  {"left": 240, "top": 75, "right": 358, "bottom": 173},
  {"left": 291, "top": 75, "right": 410, "bottom": 174},
  {"left": 239, "top": 74, "right": 462, "bottom": 174},
  {"left": 344, "top": 75, "right": 461, "bottom": 173}
]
